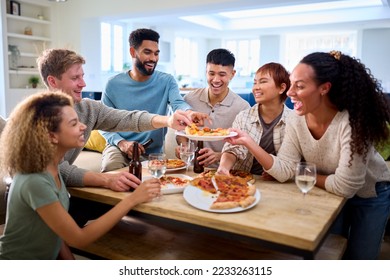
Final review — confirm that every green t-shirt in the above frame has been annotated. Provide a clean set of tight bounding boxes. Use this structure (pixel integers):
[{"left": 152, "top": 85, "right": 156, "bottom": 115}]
[{"left": 0, "top": 171, "right": 69, "bottom": 259}]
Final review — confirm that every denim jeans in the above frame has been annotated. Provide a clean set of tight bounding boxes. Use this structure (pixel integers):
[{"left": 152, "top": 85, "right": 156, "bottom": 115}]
[{"left": 331, "top": 181, "right": 390, "bottom": 259}]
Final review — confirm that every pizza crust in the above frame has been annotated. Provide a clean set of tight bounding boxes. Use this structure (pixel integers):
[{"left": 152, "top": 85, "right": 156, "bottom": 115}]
[
  {"left": 238, "top": 196, "right": 256, "bottom": 208},
  {"left": 247, "top": 184, "right": 256, "bottom": 196},
  {"left": 211, "top": 201, "right": 240, "bottom": 209}
]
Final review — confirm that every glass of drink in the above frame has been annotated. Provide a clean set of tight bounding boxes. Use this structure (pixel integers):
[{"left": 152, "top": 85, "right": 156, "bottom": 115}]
[
  {"left": 148, "top": 153, "right": 167, "bottom": 179},
  {"left": 295, "top": 162, "right": 316, "bottom": 215},
  {"left": 179, "top": 141, "right": 195, "bottom": 171},
  {"left": 148, "top": 153, "right": 167, "bottom": 200}
]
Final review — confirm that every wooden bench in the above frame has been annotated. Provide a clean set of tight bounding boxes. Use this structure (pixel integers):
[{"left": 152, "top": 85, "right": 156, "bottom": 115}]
[{"left": 70, "top": 216, "right": 347, "bottom": 260}]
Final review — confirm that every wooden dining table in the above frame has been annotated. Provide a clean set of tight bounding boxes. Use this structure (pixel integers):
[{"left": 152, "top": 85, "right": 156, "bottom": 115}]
[{"left": 68, "top": 166, "right": 346, "bottom": 259}]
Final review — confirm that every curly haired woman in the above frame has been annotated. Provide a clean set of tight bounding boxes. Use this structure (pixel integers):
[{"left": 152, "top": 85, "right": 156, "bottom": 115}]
[
  {"left": 223, "top": 51, "right": 390, "bottom": 259},
  {"left": 0, "top": 91, "right": 160, "bottom": 259}
]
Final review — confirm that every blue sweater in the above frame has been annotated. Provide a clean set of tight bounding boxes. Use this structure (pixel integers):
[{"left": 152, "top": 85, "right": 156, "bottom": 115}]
[{"left": 100, "top": 70, "right": 191, "bottom": 154}]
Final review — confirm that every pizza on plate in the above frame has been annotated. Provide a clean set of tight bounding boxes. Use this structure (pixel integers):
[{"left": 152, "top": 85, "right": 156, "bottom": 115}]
[
  {"left": 185, "top": 123, "right": 229, "bottom": 136},
  {"left": 229, "top": 170, "right": 255, "bottom": 184},
  {"left": 166, "top": 159, "right": 186, "bottom": 169},
  {"left": 190, "top": 174, "right": 256, "bottom": 209},
  {"left": 211, "top": 175, "right": 256, "bottom": 209},
  {"left": 199, "top": 169, "right": 255, "bottom": 184},
  {"left": 189, "top": 176, "right": 217, "bottom": 194},
  {"left": 198, "top": 169, "right": 217, "bottom": 178},
  {"left": 160, "top": 175, "right": 189, "bottom": 187}
]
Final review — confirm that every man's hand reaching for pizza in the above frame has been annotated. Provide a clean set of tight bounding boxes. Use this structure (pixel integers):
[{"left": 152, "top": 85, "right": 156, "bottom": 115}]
[
  {"left": 167, "top": 110, "right": 210, "bottom": 131},
  {"left": 185, "top": 110, "right": 212, "bottom": 126}
]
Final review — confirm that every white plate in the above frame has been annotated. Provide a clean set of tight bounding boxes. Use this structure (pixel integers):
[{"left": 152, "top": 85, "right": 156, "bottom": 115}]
[
  {"left": 143, "top": 174, "right": 193, "bottom": 194},
  {"left": 183, "top": 185, "right": 261, "bottom": 213},
  {"left": 175, "top": 130, "right": 238, "bottom": 142},
  {"left": 142, "top": 160, "right": 186, "bottom": 172}
]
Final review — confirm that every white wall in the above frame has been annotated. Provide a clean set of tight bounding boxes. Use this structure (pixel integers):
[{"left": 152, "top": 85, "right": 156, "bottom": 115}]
[
  {"left": 361, "top": 29, "right": 390, "bottom": 92},
  {"left": 48, "top": 1, "right": 390, "bottom": 94},
  {"left": 259, "top": 35, "right": 281, "bottom": 65},
  {"left": 2, "top": 0, "right": 390, "bottom": 117}
]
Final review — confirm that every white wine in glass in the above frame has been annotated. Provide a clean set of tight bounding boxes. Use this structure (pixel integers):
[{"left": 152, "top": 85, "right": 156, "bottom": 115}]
[
  {"left": 179, "top": 141, "right": 195, "bottom": 171},
  {"left": 295, "top": 162, "right": 316, "bottom": 215},
  {"left": 148, "top": 153, "right": 167, "bottom": 201}
]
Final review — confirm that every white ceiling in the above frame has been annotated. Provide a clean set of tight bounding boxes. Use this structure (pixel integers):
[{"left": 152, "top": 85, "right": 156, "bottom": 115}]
[{"left": 120, "top": 0, "right": 390, "bottom": 36}]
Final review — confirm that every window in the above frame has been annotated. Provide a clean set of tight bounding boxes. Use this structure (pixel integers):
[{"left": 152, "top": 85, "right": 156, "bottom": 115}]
[
  {"left": 174, "top": 37, "right": 198, "bottom": 77},
  {"left": 225, "top": 39, "right": 260, "bottom": 76},
  {"left": 284, "top": 31, "right": 357, "bottom": 71},
  {"left": 101, "top": 22, "right": 124, "bottom": 72}
]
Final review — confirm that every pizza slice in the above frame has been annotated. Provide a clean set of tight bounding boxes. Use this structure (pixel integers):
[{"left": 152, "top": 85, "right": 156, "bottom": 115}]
[
  {"left": 166, "top": 159, "right": 186, "bottom": 169},
  {"left": 229, "top": 170, "right": 255, "bottom": 184},
  {"left": 168, "top": 176, "right": 189, "bottom": 187},
  {"left": 189, "top": 177, "right": 218, "bottom": 194},
  {"left": 210, "top": 174, "right": 256, "bottom": 210},
  {"left": 199, "top": 169, "right": 255, "bottom": 184},
  {"left": 198, "top": 169, "right": 217, "bottom": 178},
  {"left": 160, "top": 175, "right": 189, "bottom": 187}
]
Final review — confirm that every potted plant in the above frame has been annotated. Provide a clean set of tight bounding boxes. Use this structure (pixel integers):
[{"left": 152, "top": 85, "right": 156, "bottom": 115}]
[{"left": 28, "top": 76, "right": 40, "bottom": 88}]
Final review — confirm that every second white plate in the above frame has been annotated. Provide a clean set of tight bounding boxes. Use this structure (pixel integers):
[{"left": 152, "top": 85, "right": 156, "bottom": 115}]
[
  {"left": 143, "top": 174, "right": 193, "bottom": 194},
  {"left": 142, "top": 160, "right": 186, "bottom": 172}
]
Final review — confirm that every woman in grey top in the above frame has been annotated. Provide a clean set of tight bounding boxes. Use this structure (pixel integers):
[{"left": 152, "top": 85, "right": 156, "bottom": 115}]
[
  {"left": 0, "top": 92, "right": 160, "bottom": 259},
  {"left": 224, "top": 51, "right": 390, "bottom": 259}
]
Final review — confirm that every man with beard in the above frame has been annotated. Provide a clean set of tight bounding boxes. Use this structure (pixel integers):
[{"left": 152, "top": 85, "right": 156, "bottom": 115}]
[{"left": 100, "top": 28, "right": 192, "bottom": 172}]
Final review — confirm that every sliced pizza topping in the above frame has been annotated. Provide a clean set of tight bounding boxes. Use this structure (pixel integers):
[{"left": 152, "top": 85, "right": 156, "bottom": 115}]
[
  {"left": 198, "top": 169, "right": 254, "bottom": 183},
  {"left": 229, "top": 170, "right": 254, "bottom": 183},
  {"left": 199, "top": 170, "right": 217, "bottom": 178},
  {"left": 166, "top": 159, "right": 186, "bottom": 169},
  {"left": 185, "top": 123, "right": 229, "bottom": 136},
  {"left": 160, "top": 176, "right": 189, "bottom": 187},
  {"left": 190, "top": 177, "right": 217, "bottom": 194},
  {"left": 190, "top": 173, "right": 256, "bottom": 210}
]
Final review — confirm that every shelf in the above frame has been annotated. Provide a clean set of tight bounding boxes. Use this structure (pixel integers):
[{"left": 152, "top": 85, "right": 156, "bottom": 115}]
[
  {"left": 8, "top": 51, "right": 37, "bottom": 57},
  {"left": 9, "top": 69, "right": 39, "bottom": 75},
  {"left": 8, "top": 87, "right": 45, "bottom": 92},
  {"left": 7, "top": 32, "right": 51, "bottom": 42},
  {"left": 1, "top": 0, "right": 53, "bottom": 116},
  {"left": 6, "top": 14, "right": 50, "bottom": 25}
]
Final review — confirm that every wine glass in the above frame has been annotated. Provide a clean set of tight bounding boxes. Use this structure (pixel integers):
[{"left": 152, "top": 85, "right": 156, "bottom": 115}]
[
  {"left": 148, "top": 153, "right": 167, "bottom": 200},
  {"left": 295, "top": 162, "right": 316, "bottom": 215},
  {"left": 179, "top": 141, "right": 195, "bottom": 171}
]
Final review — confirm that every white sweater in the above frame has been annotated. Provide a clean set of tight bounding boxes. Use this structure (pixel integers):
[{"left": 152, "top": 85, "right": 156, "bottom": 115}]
[{"left": 267, "top": 110, "right": 390, "bottom": 198}]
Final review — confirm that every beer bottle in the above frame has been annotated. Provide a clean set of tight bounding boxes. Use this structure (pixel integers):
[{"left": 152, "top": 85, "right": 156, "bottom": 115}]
[
  {"left": 193, "top": 141, "right": 204, "bottom": 173},
  {"left": 129, "top": 142, "right": 142, "bottom": 181}
]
